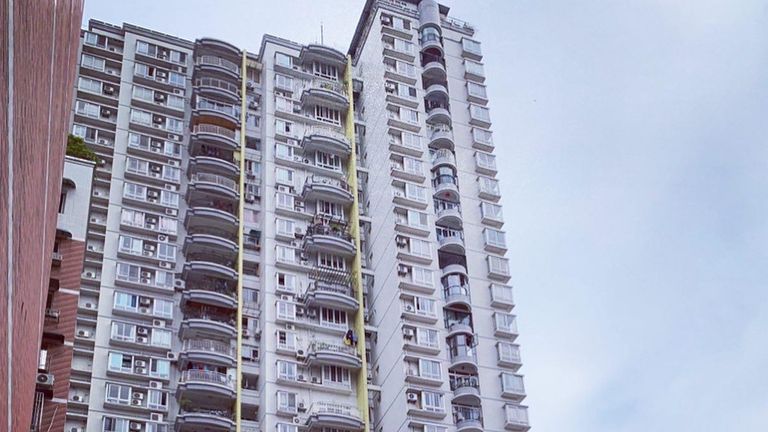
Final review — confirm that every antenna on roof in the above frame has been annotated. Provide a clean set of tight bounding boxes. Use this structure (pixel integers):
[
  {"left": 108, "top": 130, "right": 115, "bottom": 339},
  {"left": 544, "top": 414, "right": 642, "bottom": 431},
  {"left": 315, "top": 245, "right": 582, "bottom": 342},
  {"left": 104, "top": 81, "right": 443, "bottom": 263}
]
[{"left": 321, "top": 21, "right": 324, "bottom": 45}]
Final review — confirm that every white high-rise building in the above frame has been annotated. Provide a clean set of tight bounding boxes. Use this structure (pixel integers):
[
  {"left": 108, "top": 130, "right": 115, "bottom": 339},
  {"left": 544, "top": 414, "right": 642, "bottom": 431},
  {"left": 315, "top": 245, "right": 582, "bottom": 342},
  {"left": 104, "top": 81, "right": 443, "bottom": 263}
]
[{"left": 57, "top": 2, "right": 528, "bottom": 432}]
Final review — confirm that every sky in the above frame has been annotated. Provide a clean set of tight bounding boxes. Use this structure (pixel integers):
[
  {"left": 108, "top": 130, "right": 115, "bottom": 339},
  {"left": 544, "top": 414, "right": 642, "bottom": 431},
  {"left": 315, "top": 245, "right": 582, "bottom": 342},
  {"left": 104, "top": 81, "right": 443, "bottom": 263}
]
[{"left": 81, "top": 1, "right": 768, "bottom": 430}]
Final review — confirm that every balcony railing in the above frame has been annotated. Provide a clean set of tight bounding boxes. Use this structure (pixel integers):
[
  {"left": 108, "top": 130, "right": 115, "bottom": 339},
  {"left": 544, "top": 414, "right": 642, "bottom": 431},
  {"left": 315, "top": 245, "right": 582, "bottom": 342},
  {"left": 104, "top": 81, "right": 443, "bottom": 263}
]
[
  {"left": 304, "top": 175, "right": 352, "bottom": 192},
  {"left": 183, "top": 309, "right": 236, "bottom": 326},
  {"left": 191, "top": 173, "right": 239, "bottom": 192},
  {"left": 179, "top": 406, "right": 234, "bottom": 419},
  {"left": 309, "top": 401, "right": 360, "bottom": 418},
  {"left": 450, "top": 374, "right": 479, "bottom": 391},
  {"left": 305, "top": 125, "right": 348, "bottom": 143},
  {"left": 182, "top": 338, "right": 235, "bottom": 356},
  {"left": 193, "top": 123, "right": 238, "bottom": 140},
  {"left": 302, "top": 78, "right": 348, "bottom": 96},
  {"left": 309, "top": 340, "right": 358, "bottom": 357},
  {"left": 195, "top": 77, "right": 239, "bottom": 95},
  {"left": 305, "top": 223, "right": 353, "bottom": 242},
  {"left": 307, "top": 280, "right": 354, "bottom": 297},
  {"left": 180, "top": 369, "right": 233, "bottom": 388},
  {"left": 453, "top": 405, "right": 483, "bottom": 424},
  {"left": 197, "top": 55, "right": 239, "bottom": 73}
]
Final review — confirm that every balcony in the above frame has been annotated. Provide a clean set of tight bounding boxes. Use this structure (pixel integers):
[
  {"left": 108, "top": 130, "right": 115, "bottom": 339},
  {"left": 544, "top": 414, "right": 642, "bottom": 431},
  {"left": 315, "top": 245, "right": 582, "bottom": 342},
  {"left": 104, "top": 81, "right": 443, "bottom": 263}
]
[
  {"left": 305, "top": 402, "right": 365, "bottom": 431},
  {"left": 189, "top": 173, "right": 239, "bottom": 200},
  {"left": 387, "top": 108, "right": 421, "bottom": 133},
  {"left": 431, "top": 148, "right": 456, "bottom": 170},
  {"left": 299, "top": 44, "right": 347, "bottom": 67},
  {"left": 432, "top": 174, "right": 460, "bottom": 202},
  {"left": 178, "top": 369, "right": 235, "bottom": 399},
  {"left": 183, "top": 257, "right": 237, "bottom": 281},
  {"left": 182, "top": 281, "right": 237, "bottom": 310},
  {"left": 437, "top": 229, "right": 465, "bottom": 255},
  {"left": 494, "top": 313, "right": 519, "bottom": 340},
  {"left": 197, "top": 37, "right": 241, "bottom": 59},
  {"left": 185, "top": 204, "right": 238, "bottom": 235},
  {"left": 195, "top": 55, "right": 240, "bottom": 81},
  {"left": 193, "top": 99, "right": 240, "bottom": 128},
  {"left": 422, "top": 59, "right": 447, "bottom": 83},
  {"left": 501, "top": 374, "right": 527, "bottom": 401},
  {"left": 301, "top": 78, "right": 349, "bottom": 110},
  {"left": 194, "top": 76, "right": 240, "bottom": 103},
  {"left": 189, "top": 155, "right": 239, "bottom": 178},
  {"left": 425, "top": 83, "right": 449, "bottom": 100},
  {"left": 191, "top": 123, "right": 239, "bottom": 151},
  {"left": 504, "top": 405, "right": 530, "bottom": 431},
  {"left": 450, "top": 374, "right": 481, "bottom": 405},
  {"left": 490, "top": 284, "right": 515, "bottom": 310},
  {"left": 180, "top": 309, "right": 237, "bottom": 339},
  {"left": 184, "top": 227, "right": 238, "bottom": 257},
  {"left": 302, "top": 125, "right": 351, "bottom": 157},
  {"left": 303, "top": 223, "right": 356, "bottom": 256},
  {"left": 453, "top": 405, "right": 483, "bottom": 432},
  {"left": 176, "top": 407, "right": 235, "bottom": 432},
  {"left": 303, "top": 280, "right": 359, "bottom": 312},
  {"left": 426, "top": 105, "right": 451, "bottom": 125},
  {"left": 302, "top": 175, "right": 354, "bottom": 205},
  {"left": 443, "top": 284, "right": 471, "bottom": 309},
  {"left": 472, "top": 128, "right": 494, "bottom": 152},
  {"left": 434, "top": 199, "right": 462, "bottom": 229},
  {"left": 448, "top": 341, "right": 478, "bottom": 372},
  {"left": 179, "top": 338, "right": 236, "bottom": 368},
  {"left": 305, "top": 341, "right": 362, "bottom": 369}
]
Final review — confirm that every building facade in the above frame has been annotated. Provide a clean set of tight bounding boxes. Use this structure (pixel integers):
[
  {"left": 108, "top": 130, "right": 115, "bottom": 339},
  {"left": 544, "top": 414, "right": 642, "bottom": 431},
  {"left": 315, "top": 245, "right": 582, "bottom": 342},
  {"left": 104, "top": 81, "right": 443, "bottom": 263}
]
[
  {"left": 59, "top": 1, "right": 528, "bottom": 432},
  {"left": 1, "top": 1, "right": 85, "bottom": 430}
]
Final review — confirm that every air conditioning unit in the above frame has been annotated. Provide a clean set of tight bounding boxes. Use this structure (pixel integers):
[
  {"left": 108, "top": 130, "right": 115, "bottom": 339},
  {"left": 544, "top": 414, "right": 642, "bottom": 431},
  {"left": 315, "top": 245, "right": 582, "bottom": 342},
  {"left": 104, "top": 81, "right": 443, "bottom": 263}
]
[
  {"left": 141, "top": 271, "right": 152, "bottom": 278},
  {"left": 84, "top": 271, "right": 97, "bottom": 279},
  {"left": 154, "top": 93, "right": 166, "bottom": 101},
  {"left": 103, "top": 86, "right": 115, "bottom": 95},
  {"left": 133, "top": 392, "right": 145, "bottom": 400},
  {"left": 137, "top": 327, "right": 149, "bottom": 336},
  {"left": 165, "top": 209, "right": 178, "bottom": 216},
  {"left": 144, "top": 244, "right": 156, "bottom": 252},
  {"left": 77, "top": 330, "right": 91, "bottom": 338},
  {"left": 157, "top": 71, "right": 167, "bottom": 78},
  {"left": 159, "top": 262, "right": 173, "bottom": 269},
  {"left": 367, "top": 371, "right": 374, "bottom": 381},
  {"left": 71, "top": 395, "right": 84, "bottom": 402},
  {"left": 397, "top": 265, "right": 409, "bottom": 276},
  {"left": 36, "top": 373, "right": 54, "bottom": 387},
  {"left": 402, "top": 328, "right": 414, "bottom": 339},
  {"left": 147, "top": 198, "right": 158, "bottom": 204},
  {"left": 174, "top": 279, "right": 185, "bottom": 289},
  {"left": 150, "top": 413, "right": 164, "bottom": 422},
  {"left": 296, "top": 349, "right": 306, "bottom": 360},
  {"left": 285, "top": 324, "right": 295, "bottom": 331},
  {"left": 140, "top": 297, "right": 152, "bottom": 306},
  {"left": 297, "top": 374, "right": 306, "bottom": 382},
  {"left": 292, "top": 417, "right": 301, "bottom": 424},
  {"left": 247, "top": 80, "right": 256, "bottom": 90},
  {"left": 149, "top": 381, "right": 163, "bottom": 389},
  {"left": 393, "top": 191, "right": 404, "bottom": 198},
  {"left": 135, "top": 360, "right": 147, "bottom": 368},
  {"left": 307, "top": 309, "right": 317, "bottom": 319},
  {"left": 69, "top": 427, "right": 84, "bottom": 432},
  {"left": 405, "top": 304, "right": 414, "bottom": 312},
  {"left": 311, "top": 376, "right": 320, "bottom": 384},
  {"left": 141, "top": 278, "right": 151, "bottom": 284},
  {"left": 298, "top": 401, "right": 307, "bottom": 412},
  {"left": 166, "top": 352, "right": 177, "bottom": 361},
  {"left": 294, "top": 227, "right": 304, "bottom": 236},
  {"left": 132, "top": 398, "right": 143, "bottom": 406},
  {"left": 407, "top": 392, "right": 419, "bottom": 402},
  {"left": 248, "top": 101, "right": 259, "bottom": 110},
  {"left": 129, "top": 422, "right": 142, "bottom": 431},
  {"left": 152, "top": 319, "right": 165, "bottom": 328},
  {"left": 139, "top": 307, "right": 150, "bottom": 314},
  {"left": 168, "top": 134, "right": 180, "bottom": 141},
  {"left": 97, "top": 138, "right": 109, "bottom": 145},
  {"left": 245, "top": 194, "right": 255, "bottom": 203},
  {"left": 84, "top": 302, "right": 96, "bottom": 310},
  {"left": 100, "top": 108, "right": 112, "bottom": 117},
  {"left": 295, "top": 307, "right": 305, "bottom": 316}
]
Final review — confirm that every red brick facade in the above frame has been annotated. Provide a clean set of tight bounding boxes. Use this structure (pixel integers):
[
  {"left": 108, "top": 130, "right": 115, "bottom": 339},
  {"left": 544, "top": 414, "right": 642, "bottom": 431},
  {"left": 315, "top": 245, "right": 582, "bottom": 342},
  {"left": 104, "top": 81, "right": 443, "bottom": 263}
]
[{"left": 0, "top": 1, "right": 84, "bottom": 430}]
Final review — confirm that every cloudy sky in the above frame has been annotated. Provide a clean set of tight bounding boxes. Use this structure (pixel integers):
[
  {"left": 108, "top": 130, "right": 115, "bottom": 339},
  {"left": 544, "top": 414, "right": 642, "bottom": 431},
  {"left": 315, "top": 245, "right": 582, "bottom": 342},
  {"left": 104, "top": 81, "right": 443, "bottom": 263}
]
[{"left": 82, "top": 1, "right": 768, "bottom": 430}]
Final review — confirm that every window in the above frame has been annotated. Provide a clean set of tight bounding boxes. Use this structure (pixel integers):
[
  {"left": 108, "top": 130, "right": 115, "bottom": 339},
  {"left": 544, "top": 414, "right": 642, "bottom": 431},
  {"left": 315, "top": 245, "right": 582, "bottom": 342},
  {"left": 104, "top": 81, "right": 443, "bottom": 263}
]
[
  {"left": 322, "top": 365, "right": 350, "bottom": 386},
  {"left": 495, "top": 313, "right": 517, "bottom": 333},
  {"left": 467, "top": 82, "right": 487, "bottom": 99},
  {"left": 103, "top": 417, "right": 130, "bottom": 432},
  {"left": 276, "top": 272, "right": 297, "bottom": 293},
  {"left": 277, "top": 424, "right": 298, "bottom": 432},
  {"left": 402, "top": 131, "right": 422, "bottom": 150},
  {"left": 488, "top": 256, "right": 510, "bottom": 276},
  {"left": 501, "top": 373, "right": 525, "bottom": 393},
  {"left": 473, "top": 128, "right": 493, "bottom": 145},
  {"left": 166, "top": 117, "right": 183, "bottom": 133},
  {"left": 134, "top": 62, "right": 153, "bottom": 78},
  {"left": 470, "top": 105, "right": 491, "bottom": 122},
  {"left": 411, "top": 266, "right": 433, "bottom": 287},
  {"left": 313, "top": 62, "right": 339, "bottom": 81},
  {"left": 480, "top": 202, "right": 503, "bottom": 221},
  {"left": 409, "top": 238, "right": 432, "bottom": 258},
  {"left": 75, "top": 100, "right": 100, "bottom": 117},
  {"left": 318, "top": 253, "right": 345, "bottom": 270},
  {"left": 479, "top": 176, "right": 500, "bottom": 196},
  {"left": 147, "top": 390, "right": 168, "bottom": 410},
  {"left": 276, "top": 245, "right": 297, "bottom": 264},
  {"left": 83, "top": 31, "right": 104, "bottom": 47},
  {"left": 275, "top": 167, "right": 294, "bottom": 185},
  {"left": 277, "top": 329, "right": 297, "bottom": 351},
  {"left": 276, "top": 119, "right": 293, "bottom": 135},
  {"left": 320, "top": 308, "right": 347, "bottom": 328},
  {"left": 498, "top": 342, "right": 521, "bottom": 363},
  {"left": 394, "top": 38, "right": 415, "bottom": 54},
  {"left": 275, "top": 142, "right": 294, "bottom": 159},
  {"left": 114, "top": 292, "right": 138, "bottom": 311},
  {"left": 116, "top": 263, "right": 140, "bottom": 282},
  {"left": 118, "top": 236, "right": 142, "bottom": 255},
  {"left": 275, "top": 52, "right": 293, "bottom": 68},
  {"left": 58, "top": 192, "right": 67, "bottom": 214},
  {"left": 111, "top": 322, "right": 135, "bottom": 342},
  {"left": 78, "top": 77, "right": 102, "bottom": 93},
  {"left": 276, "top": 218, "right": 295, "bottom": 236},
  {"left": 462, "top": 38, "right": 482, "bottom": 55},
  {"left": 405, "top": 183, "right": 427, "bottom": 202},
  {"left": 126, "top": 157, "right": 149, "bottom": 175},
  {"left": 492, "top": 284, "right": 514, "bottom": 303},
  {"left": 415, "top": 297, "right": 436, "bottom": 317},
  {"left": 153, "top": 299, "right": 173, "bottom": 318},
  {"left": 150, "top": 358, "right": 171, "bottom": 379},
  {"left": 416, "top": 327, "right": 438, "bottom": 348},
  {"left": 406, "top": 210, "right": 428, "bottom": 229},
  {"left": 421, "top": 27, "right": 440, "bottom": 43},
  {"left": 107, "top": 352, "right": 132, "bottom": 374},
  {"left": 484, "top": 228, "right": 507, "bottom": 249},
  {"left": 277, "top": 360, "right": 297, "bottom": 380},
  {"left": 167, "top": 94, "right": 184, "bottom": 109},
  {"left": 314, "top": 106, "right": 341, "bottom": 125},
  {"left": 136, "top": 40, "right": 152, "bottom": 56},
  {"left": 132, "top": 85, "right": 154, "bottom": 101},
  {"left": 317, "top": 200, "right": 344, "bottom": 219},
  {"left": 421, "top": 391, "right": 444, "bottom": 412},
  {"left": 476, "top": 152, "right": 496, "bottom": 170},
  {"left": 276, "top": 301, "right": 296, "bottom": 320},
  {"left": 130, "top": 108, "right": 152, "bottom": 125},
  {"left": 275, "top": 74, "right": 293, "bottom": 90},
  {"left": 464, "top": 60, "right": 485, "bottom": 77},
  {"left": 162, "top": 165, "right": 181, "bottom": 182},
  {"left": 277, "top": 391, "right": 298, "bottom": 413},
  {"left": 419, "top": 358, "right": 441, "bottom": 380},
  {"left": 160, "top": 190, "right": 180, "bottom": 208},
  {"left": 276, "top": 191, "right": 294, "bottom": 210},
  {"left": 169, "top": 71, "right": 186, "bottom": 87},
  {"left": 81, "top": 54, "right": 105, "bottom": 71},
  {"left": 151, "top": 329, "right": 172, "bottom": 348},
  {"left": 392, "top": 16, "right": 411, "bottom": 31},
  {"left": 315, "top": 151, "right": 342, "bottom": 171}
]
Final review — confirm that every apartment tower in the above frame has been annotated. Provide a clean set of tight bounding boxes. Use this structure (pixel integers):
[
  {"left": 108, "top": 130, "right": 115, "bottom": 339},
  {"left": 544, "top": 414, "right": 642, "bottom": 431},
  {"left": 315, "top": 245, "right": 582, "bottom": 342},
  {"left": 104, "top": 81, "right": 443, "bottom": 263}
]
[
  {"left": 1, "top": 0, "right": 85, "bottom": 430},
  {"left": 58, "top": 1, "right": 528, "bottom": 432}
]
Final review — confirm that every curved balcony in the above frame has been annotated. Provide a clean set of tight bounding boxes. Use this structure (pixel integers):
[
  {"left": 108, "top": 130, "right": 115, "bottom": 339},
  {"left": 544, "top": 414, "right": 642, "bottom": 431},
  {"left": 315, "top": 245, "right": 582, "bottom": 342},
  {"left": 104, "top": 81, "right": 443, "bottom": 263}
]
[
  {"left": 193, "top": 99, "right": 240, "bottom": 128},
  {"left": 454, "top": 406, "right": 484, "bottom": 432},
  {"left": 197, "top": 37, "right": 241, "bottom": 59},
  {"left": 194, "top": 76, "right": 240, "bottom": 103},
  {"left": 184, "top": 227, "right": 238, "bottom": 256},
  {"left": 420, "top": 34, "right": 444, "bottom": 58},
  {"left": 299, "top": 44, "right": 347, "bottom": 67},
  {"left": 433, "top": 176, "right": 460, "bottom": 202},
  {"left": 437, "top": 231, "right": 465, "bottom": 255},
  {"left": 447, "top": 321, "right": 474, "bottom": 338},
  {"left": 304, "top": 402, "right": 364, "bottom": 431},
  {"left": 303, "top": 281, "right": 359, "bottom": 312},
  {"left": 426, "top": 106, "right": 452, "bottom": 125},
  {"left": 429, "top": 125, "right": 454, "bottom": 150},
  {"left": 448, "top": 338, "right": 479, "bottom": 372},
  {"left": 435, "top": 201, "right": 462, "bottom": 229},
  {"left": 195, "top": 55, "right": 240, "bottom": 81},
  {"left": 422, "top": 60, "right": 447, "bottom": 83},
  {"left": 180, "top": 310, "right": 237, "bottom": 339},
  {"left": 191, "top": 124, "right": 239, "bottom": 151},
  {"left": 185, "top": 206, "right": 238, "bottom": 234},
  {"left": 302, "top": 175, "right": 354, "bottom": 205},
  {"left": 178, "top": 369, "right": 235, "bottom": 399},
  {"left": 442, "top": 264, "right": 468, "bottom": 278},
  {"left": 189, "top": 155, "right": 239, "bottom": 178},
  {"left": 183, "top": 259, "right": 238, "bottom": 281},
  {"left": 425, "top": 83, "right": 449, "bottom": 100},
  {"left": 189, "top": 173, "right": 239, "bottom": 200},
  {"left": 182, "top": 283, "right": 237, "bottom": 310},
  {"left": 179, "top": 338, "right": 236, "bottom": 367},
  {"left": 303, "top": 223, "right": 356, "bottom": 256},
  {"left": 305, "top": 341, "right": 362, "bottom": 369},
  {"left": 176, "top": 407, "right": 235, "bottom": 432},
  {"left": 302, "top": 126, "right": 351, "bottom": 157},
  {"left": 444, "top": 285, "right": 471, "bottom": 309},
  {"left": 451, "top": 375, "right": 482, "bottom": 405},
  {"left": 431, "top": 148, "right": 456, "bottom": 170},
  {"left": 301, "top": 79, "right": 349, "bottom": 110}
]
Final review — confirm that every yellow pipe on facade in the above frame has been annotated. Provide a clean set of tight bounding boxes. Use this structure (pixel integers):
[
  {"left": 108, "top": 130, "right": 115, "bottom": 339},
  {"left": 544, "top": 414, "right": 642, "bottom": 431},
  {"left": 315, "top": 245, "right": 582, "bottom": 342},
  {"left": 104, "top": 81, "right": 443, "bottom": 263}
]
[
  {"left": 235, "top": 50, "right": 248, "bottom": 432},
  {"left": 344, "top": 55, "right": 371, "bottom": 432}
]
